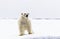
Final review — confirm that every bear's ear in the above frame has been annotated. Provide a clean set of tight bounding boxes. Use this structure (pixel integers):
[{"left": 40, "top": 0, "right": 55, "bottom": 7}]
[{"left": 21, "top": 13, "right": 23, "bottom": 15}]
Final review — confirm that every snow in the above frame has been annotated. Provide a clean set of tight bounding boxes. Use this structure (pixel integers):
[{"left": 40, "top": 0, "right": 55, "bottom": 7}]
[{"left": 0, "top": 19, "right": 60, "bottom": 39}]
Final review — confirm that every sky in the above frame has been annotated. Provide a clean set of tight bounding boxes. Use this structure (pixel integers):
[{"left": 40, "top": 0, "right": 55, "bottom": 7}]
[{"left": 0, "top": 0, "right": 60, "bottom": 19}]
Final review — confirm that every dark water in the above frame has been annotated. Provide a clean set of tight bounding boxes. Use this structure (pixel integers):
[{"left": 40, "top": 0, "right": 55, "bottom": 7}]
[
  {"left": 35, "top": 18, "right": 60, "bottom": 20},
  {"left": 24, "top": 37, "right": 60, "bottom": 39}
]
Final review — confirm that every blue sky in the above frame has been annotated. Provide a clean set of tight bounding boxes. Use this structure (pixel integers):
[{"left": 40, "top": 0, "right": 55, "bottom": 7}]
[{"left": 0, "top": 0, "right": 60, "bottom": 18}]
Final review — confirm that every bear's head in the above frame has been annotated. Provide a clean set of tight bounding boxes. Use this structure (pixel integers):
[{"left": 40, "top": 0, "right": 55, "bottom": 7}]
[{"left": 21, "top": 13, "right": 29, "bottom": 18}]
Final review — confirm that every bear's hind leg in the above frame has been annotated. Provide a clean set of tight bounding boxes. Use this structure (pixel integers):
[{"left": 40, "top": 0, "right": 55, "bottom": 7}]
[
  {"left": 27, "top": 26, "right": 32, "bottom": 34},
  {"left": 19, "top": 26, "right": 25, "bottom": 36}
]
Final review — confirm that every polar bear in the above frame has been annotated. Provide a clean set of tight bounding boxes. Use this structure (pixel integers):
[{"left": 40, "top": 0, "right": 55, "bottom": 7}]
[{"left": 18, "top": 13, "right": 32, "bottom": 36}]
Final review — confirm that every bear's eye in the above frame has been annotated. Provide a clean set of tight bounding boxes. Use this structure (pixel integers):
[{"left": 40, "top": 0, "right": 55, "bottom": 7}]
[{"left": 24, "top": 13, "right": 26, "bottom": 15}]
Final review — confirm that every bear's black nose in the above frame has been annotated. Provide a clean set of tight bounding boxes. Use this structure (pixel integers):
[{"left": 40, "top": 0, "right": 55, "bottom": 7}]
[{"left": 26, "top": 15, "right": 28, "bottom": 17}]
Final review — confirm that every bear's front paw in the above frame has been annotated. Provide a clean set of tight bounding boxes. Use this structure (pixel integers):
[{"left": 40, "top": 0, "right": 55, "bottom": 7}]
[
  {"left": 28, "top": 33, "right": 32, "bottom": 34},
  {"left": 19, "top": 34, "right": 24, "bottom": 36}
]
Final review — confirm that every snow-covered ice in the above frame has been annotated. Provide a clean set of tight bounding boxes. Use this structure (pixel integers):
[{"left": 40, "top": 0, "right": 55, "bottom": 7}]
[{"left": 0, "top": 19, "right": 60, "bottom": 39}]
